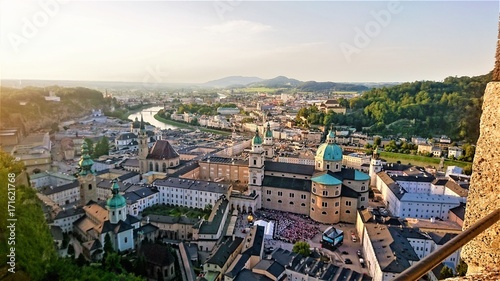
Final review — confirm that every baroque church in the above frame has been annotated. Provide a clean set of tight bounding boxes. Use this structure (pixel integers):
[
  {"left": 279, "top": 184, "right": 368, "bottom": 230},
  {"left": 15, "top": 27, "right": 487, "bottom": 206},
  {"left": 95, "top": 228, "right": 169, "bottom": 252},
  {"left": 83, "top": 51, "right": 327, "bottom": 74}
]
[
  {"left": 137, "top": 116, "right": 180, "bottom": 174},
  {"left": 75, "top": 143, "right": 152, "bottom": 260},
  {"left": 238, "top": 123, "right": 371, "bottom": 224}
]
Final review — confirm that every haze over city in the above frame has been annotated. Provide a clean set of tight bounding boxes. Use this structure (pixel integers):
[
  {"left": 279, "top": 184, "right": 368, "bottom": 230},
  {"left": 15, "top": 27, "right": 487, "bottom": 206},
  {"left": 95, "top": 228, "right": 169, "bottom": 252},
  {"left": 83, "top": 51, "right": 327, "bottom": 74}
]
[{"left": 1, "top": 0, "right": 498, "bottom": 84}]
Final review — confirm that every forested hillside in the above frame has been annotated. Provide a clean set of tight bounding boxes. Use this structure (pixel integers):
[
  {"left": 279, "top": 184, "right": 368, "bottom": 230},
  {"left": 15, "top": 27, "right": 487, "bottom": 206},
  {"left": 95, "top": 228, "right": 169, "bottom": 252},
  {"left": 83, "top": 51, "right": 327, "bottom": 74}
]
[
  {"left": 296, "top": 72, "right": 491, "bottom": 143},
  {"left": 0, "top": 86, "right": 111, "bottom": 134}
]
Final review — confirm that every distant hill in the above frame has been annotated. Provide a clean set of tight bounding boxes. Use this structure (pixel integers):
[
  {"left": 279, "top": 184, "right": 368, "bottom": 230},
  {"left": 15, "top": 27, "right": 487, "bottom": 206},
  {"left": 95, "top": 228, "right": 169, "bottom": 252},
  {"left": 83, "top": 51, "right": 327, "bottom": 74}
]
[
  {"left": 202, "top": 76, "right": 264, "bottom": 88},
  {"left": 247, "top": 76, "right": 302, "bottom": 88},
  {"left": 297, "top": 81, "right": 369, "bottom": 92}
]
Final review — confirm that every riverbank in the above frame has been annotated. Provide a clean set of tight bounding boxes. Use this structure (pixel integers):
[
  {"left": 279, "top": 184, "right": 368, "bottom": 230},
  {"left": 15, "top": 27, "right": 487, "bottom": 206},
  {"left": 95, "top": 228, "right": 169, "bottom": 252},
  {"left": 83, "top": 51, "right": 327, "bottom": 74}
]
[{"left": 154, "top": 114, "right": 231, "bottom": 135}]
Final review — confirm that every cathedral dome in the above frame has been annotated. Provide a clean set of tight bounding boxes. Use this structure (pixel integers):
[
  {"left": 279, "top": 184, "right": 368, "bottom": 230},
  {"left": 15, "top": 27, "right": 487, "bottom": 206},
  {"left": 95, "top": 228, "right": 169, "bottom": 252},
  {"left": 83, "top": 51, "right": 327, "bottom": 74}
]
[{"left": 315, "top": 130, "right": 342, "bottom": 161}]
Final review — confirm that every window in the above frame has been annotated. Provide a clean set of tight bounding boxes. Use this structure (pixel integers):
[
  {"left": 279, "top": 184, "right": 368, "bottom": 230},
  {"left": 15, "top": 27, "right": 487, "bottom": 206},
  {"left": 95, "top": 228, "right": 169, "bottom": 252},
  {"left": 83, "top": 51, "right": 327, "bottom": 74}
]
[
  {"left": 289, "top": 193, "right": 295, "bottom": 198},
  {"left": 336, "top": 164, "right": 339, "bottom": 170},
  {"left": 361, "top": 186, "right": 366, "bottom": 191},
  {"left": 335, "top": 202, "right": 339, "bottom": 207},
  {"left": 289, "top": 202, "right": 294, "bottom": 205},
  {"left": 322, "top": 211, "right": 327, "bottom": 215},
  {"left": 301, "top": 203, "right": 306, "bottom": 207},
  {"left": 322, "top": 202, "right": 328, "bottom": 207},
  {"left": 267, "top": 190, "right": 272, "bottom": 195},
  {"left": 124, "top": 237, "right": 128, "bottom": 243},
  {"left": 162, "top": 163, "right": 167, "bottom": 172},
  {"left": 326, "top": 164, "right": 330, "bottom": 170},
  {"left": 278, "top": 200, "right": 282, "bottom": 203},
  {"left": 312, "top": 187, "right": 316, "bottom": 193},
  {"left": 267, "top": 198, "right": 271, "bottom": 202},
  {"left": 323, "top": 190, "right": 328, "bottom": 196},
  {"left": 311, "top": 207, "right": 315, "bottom": 211},
  {"left": 360, "top": 197, "right": 365, "bottom": 202},
  {"left": 88, "top": 184, "right": 92, "bottom": 190},
  {"left": 335, "top": 190, "right": 340, "bottom": 196},
  {"left": 301, "top": 194, "right": 306, "bottom": 199},
  {"left": 346, "top": 210, "right": 351, "bottom": 213},
  {"left": 278, "top": 191, "right": 283, "bottom": 196},
  {"left": 312, "top": 198, "right": 315, "bottom": 204},
  {"left": 346, "top": 201, "right": 352, "bottom": 206},
  {"left": 253, "top": 159, "right": 257, "bottom": 165}
]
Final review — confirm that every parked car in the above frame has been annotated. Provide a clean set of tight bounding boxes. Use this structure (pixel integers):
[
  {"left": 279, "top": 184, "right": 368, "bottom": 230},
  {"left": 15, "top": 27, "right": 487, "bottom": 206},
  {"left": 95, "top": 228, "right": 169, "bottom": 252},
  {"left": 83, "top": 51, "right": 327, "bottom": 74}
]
[
  {"left": 345, "top": 258, "right": 353, "bottom": 264},
  {"left": 341, "top": 251, "right": 349, "bottom": 255},
  {"left": 357, "top": 250, "right": 363, "bottom": 258},
  {"left": 359, "top": 258, "right": 366, "bottom": 268}
]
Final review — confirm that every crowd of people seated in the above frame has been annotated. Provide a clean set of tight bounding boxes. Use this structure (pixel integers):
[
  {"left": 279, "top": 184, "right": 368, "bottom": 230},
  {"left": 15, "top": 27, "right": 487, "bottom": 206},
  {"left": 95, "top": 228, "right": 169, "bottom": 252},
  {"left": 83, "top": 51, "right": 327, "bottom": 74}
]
[{"left": 254, "top": 209, "right": 320, "bottom": 244}]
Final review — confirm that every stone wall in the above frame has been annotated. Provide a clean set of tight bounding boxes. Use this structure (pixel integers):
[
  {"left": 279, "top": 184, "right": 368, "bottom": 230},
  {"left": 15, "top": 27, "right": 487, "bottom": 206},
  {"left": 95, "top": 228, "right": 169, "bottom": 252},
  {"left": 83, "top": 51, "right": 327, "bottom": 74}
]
[{"left": 461, "top": 82, "right": 500, "bottom": 274}]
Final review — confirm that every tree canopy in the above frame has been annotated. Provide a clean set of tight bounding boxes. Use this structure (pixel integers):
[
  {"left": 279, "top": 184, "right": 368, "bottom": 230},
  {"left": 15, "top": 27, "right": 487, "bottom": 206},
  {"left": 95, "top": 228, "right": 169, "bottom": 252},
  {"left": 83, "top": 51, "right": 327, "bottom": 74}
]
[
  {"left": 295, "top": 73, "right": 491, "bottom": 142},
  {"left": 292, "top": 241, "right": 311, "bottom": 257}
]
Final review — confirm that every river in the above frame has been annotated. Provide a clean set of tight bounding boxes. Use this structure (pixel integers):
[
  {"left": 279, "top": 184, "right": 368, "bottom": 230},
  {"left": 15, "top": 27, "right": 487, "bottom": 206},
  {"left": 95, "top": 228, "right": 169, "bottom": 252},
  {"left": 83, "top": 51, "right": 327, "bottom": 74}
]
[{"left": 127, "top": 106, "right": 178, "bottom": 130}]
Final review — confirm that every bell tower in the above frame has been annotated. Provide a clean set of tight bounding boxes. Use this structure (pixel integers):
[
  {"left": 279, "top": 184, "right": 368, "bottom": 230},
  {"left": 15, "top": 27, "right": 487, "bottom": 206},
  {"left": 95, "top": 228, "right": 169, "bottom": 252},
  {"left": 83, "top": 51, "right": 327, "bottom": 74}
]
[
  {"left": 138, "top": 115, "right": 149, "bottom": 173},
  {"left": 369, "top": 146, "right": 382, "bottom": 186},
  {"left": 78, "top": 141, "right": 97, "bottom": 204}
]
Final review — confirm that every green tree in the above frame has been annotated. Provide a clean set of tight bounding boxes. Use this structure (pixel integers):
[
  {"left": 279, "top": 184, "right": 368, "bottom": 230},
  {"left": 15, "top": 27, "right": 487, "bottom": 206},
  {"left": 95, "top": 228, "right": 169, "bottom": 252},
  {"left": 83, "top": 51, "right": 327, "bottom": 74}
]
[
  {"left": 84, "top": 138, "right": 94, "bottom": 156},
  {"left": 456, "top": 259, "right": 468, "bottom": 276},
  {"left": 93, "top": 136, "right": 110, "bottom": 158},
  {"left": 104, "top": 252, "right": 124, "bottom": 274},
  {"left": 439, "top": 265, "right": 454, "bottom": 279},
  {"left": 292, "top": 241, "right": 311, "bottom": 257},
  {"left": 104, "top": 233, "right": 114, "bottom": 255},
  {"left": 463, "top": 165, "right": 473, "bottom": 175},
  {"left": 67, "top": 244, "right": 75, "bottom": 257},
  {"left": 374, "top": 137, "right": 382, "bottom": 147}
]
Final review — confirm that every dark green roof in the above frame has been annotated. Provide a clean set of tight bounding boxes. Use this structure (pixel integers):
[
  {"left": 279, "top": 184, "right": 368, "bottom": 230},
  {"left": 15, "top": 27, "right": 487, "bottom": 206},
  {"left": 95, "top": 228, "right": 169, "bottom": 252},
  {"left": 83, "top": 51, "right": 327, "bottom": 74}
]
[{"left": 262, "top": 176, "right": 311, "bottom": 192}]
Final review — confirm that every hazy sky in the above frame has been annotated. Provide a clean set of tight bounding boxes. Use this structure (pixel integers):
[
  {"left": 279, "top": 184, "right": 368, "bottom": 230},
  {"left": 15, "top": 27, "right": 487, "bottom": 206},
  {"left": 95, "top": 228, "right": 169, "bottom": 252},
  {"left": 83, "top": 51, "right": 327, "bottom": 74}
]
[{"left": 1, "top": 1, "right": 498, "bottom": 84}]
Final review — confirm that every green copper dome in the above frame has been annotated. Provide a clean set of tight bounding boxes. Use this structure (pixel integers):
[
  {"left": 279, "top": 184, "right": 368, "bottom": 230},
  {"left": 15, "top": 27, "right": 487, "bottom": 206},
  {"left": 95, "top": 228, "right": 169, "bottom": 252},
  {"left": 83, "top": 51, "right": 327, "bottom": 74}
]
[
  {"left": 252, "top": 127, "right": 262, "bottom": 145},
  {"left": 316, "top": 130, "right": 342, "bottom": 161},
  {"left": 106, "top": 180, "right": 126, "bottom": 209},
  {"left": 265, "top": 122, "right": 273, "bottom": 138},
  {"left": 79, "top": 141, "right": 94, "bottom": 176}
]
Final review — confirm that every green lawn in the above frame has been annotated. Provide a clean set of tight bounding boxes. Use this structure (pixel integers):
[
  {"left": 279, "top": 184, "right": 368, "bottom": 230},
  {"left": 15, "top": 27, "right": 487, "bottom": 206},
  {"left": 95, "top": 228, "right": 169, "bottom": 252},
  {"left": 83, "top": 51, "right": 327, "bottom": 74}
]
[
  {"left": 154, "top": 114, "right": 231, "bottom": 135},
  {"left": 379, "top": 151, "right": 470, "bottom": 168},
  {"left": 142, "top": 205, "right": 210, "bottom": 219}
]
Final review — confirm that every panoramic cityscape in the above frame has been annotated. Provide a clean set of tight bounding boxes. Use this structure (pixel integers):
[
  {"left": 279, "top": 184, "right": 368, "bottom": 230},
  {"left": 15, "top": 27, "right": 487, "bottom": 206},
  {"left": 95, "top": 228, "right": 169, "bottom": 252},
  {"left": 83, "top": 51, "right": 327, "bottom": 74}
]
[{"left": 1, "top": 1, "right": 500, "bottom": 281}]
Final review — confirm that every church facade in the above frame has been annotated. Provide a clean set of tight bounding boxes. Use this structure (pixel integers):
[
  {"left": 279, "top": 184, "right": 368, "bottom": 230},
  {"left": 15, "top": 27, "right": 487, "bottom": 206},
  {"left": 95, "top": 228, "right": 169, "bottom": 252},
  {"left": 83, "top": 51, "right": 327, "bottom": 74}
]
[{"left": 245, "top": 125, "right": 370, "bottom": 224}]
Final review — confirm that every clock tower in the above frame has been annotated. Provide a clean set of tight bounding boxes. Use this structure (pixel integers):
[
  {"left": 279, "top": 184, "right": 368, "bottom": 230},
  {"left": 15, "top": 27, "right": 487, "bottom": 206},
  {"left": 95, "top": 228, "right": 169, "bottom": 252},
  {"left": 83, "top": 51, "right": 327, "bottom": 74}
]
[{"left": 78, "top": 141, "right": 97, "bottom": 205}]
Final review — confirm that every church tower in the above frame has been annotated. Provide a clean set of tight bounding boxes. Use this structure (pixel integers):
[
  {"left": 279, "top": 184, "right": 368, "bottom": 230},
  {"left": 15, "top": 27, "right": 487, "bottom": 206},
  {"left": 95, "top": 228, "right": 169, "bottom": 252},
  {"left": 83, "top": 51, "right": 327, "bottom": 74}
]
[
  {"left": 79, "top": 141, "right": 97, "bottom": 205},
  {"left": 369, "top": 146, "right": 382, "bottom": 186},
  {"left": 248, "top": 127, "right": 264, "bottom": 209},
  {"left": 138, "top": 115, "right": 149, "bottom": 173},
  {"left": 262, "top": 122, "right": 274, "bottom": 160},
  {"left": 106, "top": 179, "right": 127, "bottom": 223}
]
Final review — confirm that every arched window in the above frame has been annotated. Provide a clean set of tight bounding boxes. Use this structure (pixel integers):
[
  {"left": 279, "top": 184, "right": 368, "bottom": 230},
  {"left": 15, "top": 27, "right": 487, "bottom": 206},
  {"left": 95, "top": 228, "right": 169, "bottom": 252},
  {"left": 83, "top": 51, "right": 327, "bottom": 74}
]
[
  {"left": 149, "top": 162, "right": 153, "bottom": 171},
  {"left": 155, "top": 163, "right": 159, "bottom": 172},
  {"left": 88, "top": 184, "right": 92, "bottom": 190},
  {"left": 162, "top": 163, "right": 167, "bottom": 172}
]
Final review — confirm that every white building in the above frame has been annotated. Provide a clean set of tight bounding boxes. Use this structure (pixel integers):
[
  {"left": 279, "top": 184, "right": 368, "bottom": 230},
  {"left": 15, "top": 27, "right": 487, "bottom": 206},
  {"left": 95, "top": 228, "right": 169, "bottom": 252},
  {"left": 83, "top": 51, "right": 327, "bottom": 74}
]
[
  {"left": 375, "top": 172, "right": 461, "bottom": 220},
  {"left": 153, "top": 178, "right": 232, "bottom": 210},
  {"left": 40, "top": 181, "right": 80, "bottom": 206},
  {"left": 123, "top": 187, "right": 159, "bottom": 217},
  {"left": 448, "top": 147, "right": 463, "bottom": 159}
]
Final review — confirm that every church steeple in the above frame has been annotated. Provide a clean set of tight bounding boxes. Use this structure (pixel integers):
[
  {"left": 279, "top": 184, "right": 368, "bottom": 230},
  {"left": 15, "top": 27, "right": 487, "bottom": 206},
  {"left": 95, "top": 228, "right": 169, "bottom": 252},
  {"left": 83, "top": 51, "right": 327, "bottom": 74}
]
[
  {"left": 79, "top": 141, "right": 94, "bottom": 176},
  {"left": 106, "top": 179, "right": 127, "bottom": 223}
]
